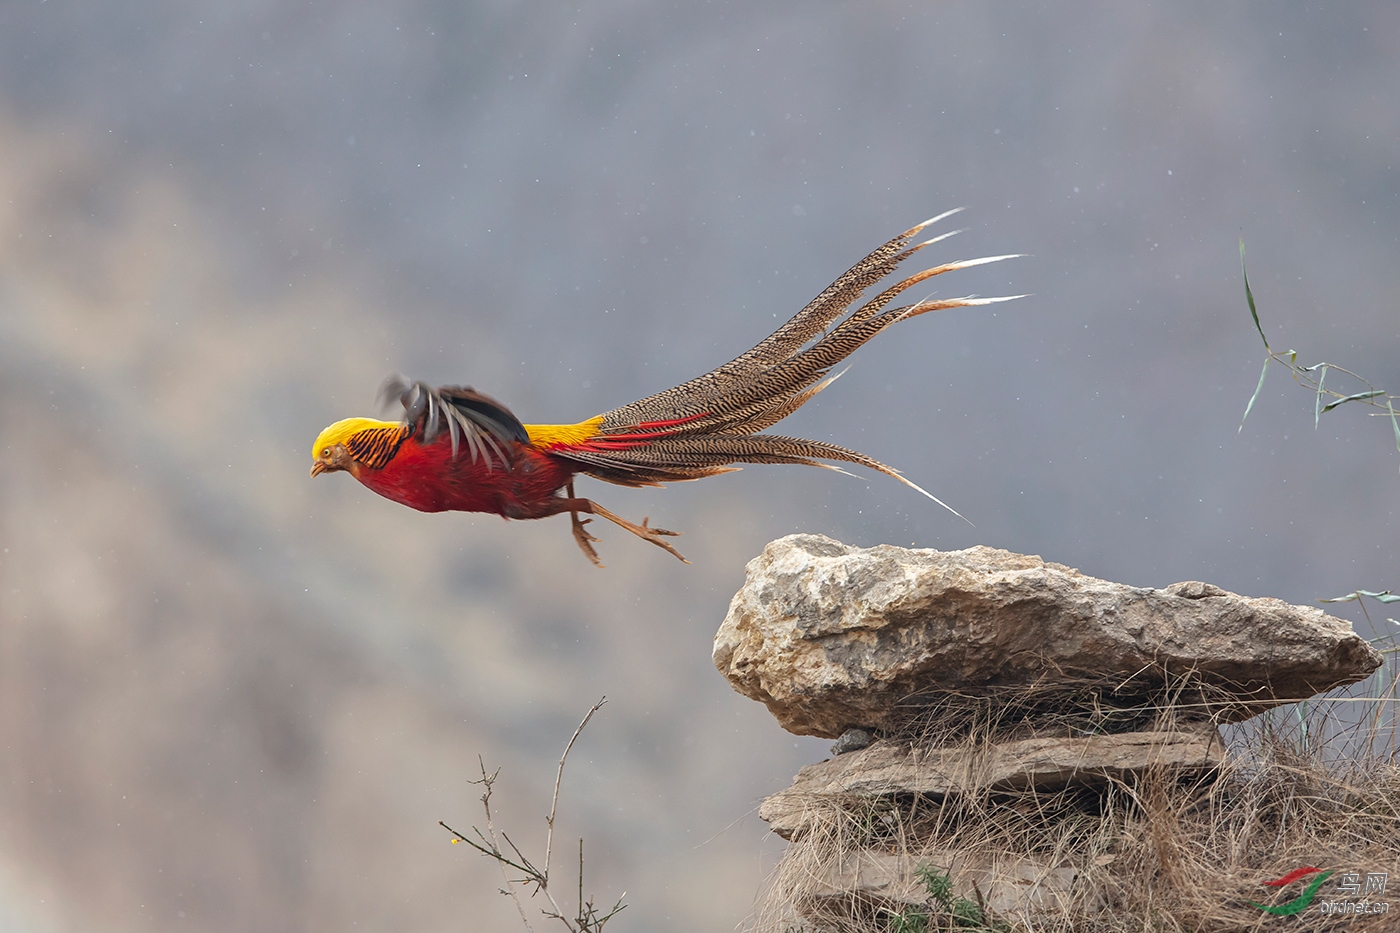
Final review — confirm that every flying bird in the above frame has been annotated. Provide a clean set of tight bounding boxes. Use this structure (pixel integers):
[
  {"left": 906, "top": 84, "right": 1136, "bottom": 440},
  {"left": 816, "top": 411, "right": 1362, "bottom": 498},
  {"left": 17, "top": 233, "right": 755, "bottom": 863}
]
[{"left": 311, "top": 210, "right": 1020, "bottom": 565}]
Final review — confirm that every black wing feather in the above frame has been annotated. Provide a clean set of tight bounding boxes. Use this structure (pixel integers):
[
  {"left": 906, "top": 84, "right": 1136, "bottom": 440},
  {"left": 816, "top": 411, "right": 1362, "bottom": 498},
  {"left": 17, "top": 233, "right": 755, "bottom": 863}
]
[{"left": 379, "top": 375, "right": 528, "bottom": 469}]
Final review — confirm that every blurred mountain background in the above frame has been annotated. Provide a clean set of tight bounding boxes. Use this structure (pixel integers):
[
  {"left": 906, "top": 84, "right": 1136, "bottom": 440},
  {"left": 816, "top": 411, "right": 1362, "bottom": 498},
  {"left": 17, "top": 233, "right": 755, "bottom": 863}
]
[{"left": 0, "top": 3, "right": 1396, "bottom": 931}]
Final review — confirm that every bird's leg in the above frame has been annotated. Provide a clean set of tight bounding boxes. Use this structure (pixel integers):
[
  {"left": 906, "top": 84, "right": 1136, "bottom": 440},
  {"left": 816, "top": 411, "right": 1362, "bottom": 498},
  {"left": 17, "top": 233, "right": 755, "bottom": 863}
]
[
  {"left": 565, "top": 481, "right": 603, "bottom": 567},
  {"left": 518, "top": 494, "right": 688, "bottom": 565},
  {"left": 583, "top": 500, "right": 687, "bottom": 564}
]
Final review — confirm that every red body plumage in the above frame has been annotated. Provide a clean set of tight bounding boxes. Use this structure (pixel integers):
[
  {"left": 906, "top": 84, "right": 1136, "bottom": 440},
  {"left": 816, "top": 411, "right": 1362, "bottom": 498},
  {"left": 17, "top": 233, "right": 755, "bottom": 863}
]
[{"left": 355, "top": 434, "right": 578, "bottom": 517}]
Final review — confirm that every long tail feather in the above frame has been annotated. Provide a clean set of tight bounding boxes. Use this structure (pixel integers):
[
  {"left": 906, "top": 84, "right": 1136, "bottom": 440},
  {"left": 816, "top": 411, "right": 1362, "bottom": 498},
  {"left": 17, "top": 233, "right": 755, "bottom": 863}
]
[
  {"left": 599, "top": 214, "right": 964, "bottom": 431},
  {"left": 556, "top": 214, "right": 1019, "bottom": 516}
]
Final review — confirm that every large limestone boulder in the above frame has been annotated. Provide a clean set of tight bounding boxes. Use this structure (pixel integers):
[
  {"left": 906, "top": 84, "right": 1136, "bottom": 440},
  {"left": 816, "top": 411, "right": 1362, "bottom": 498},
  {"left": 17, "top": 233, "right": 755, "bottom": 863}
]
[{"left": 713, "top": 535, "right": 1382, "bottom": 738}]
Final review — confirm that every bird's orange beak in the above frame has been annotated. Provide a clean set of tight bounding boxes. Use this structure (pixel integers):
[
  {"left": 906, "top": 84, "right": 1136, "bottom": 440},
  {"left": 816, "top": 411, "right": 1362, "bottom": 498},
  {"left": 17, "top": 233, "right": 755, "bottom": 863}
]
[{"left": 310, "top": 461, "right": 327, "bottom": 478}]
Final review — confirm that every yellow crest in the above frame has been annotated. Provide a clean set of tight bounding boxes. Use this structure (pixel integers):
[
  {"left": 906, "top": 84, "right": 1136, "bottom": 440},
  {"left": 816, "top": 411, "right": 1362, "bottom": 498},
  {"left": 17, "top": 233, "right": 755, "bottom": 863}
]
[{"left": 312, "top": 417, "right": 401, "bottom": 458}]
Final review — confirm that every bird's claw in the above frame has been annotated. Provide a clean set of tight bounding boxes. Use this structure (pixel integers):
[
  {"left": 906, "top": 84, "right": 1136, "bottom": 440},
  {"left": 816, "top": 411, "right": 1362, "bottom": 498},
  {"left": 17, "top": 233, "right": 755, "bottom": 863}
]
[
  {"left": 570, "top": 512, "right": 604, "bottom": 567},
  {"left": 572, "top": 515, "right": 601, "bottom": 542},
  {"left": 633, "top": 517, "right": 687, "bottom": 562},
  {"left": 639, "top": 517, "right": 681, "bottom": 538},
  {"left": 571, "top": 502, "right": 689, "bottom": 565}
]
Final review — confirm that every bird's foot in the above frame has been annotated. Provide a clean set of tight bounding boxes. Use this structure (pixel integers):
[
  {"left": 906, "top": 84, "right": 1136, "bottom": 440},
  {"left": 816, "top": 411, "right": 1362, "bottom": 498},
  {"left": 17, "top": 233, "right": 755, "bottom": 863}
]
[
  {"left": 570, "top": 512, "right": 604, "bottom": 567},
  {"left": 589, "top": 503, "right": 688, "bottom": 563},
  {"left": 632, "top": 517, "right": 687, "bottom": 563},
  {"left": 638, "top": 517, "right": 680, "bottom": 539}
]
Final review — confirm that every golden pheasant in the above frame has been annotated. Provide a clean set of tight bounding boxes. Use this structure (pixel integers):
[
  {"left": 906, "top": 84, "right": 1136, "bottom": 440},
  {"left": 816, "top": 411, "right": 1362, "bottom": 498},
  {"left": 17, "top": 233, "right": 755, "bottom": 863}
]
[{"left": 311, "top": 210, "right": 1020, "bottom": 565}]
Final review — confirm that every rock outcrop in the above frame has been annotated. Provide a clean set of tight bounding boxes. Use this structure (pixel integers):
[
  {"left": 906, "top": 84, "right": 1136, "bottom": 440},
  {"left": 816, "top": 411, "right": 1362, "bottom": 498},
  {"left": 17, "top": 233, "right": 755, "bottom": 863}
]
[
  {"left": 720, "top": 536, "right": 1386, "bottom": 931},
  {"left": 714, "top": 535, "right": 1382, "bottom": 738}
]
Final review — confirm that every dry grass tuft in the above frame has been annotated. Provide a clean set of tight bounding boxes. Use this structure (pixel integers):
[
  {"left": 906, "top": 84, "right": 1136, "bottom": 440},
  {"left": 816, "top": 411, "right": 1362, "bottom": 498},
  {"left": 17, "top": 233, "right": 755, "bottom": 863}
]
[
  {"left": 750, "top": 676, "right": 1400, "bottom": 932},
  {"left": 883, "top": 665, "right": 1351, "bottom": 744}
]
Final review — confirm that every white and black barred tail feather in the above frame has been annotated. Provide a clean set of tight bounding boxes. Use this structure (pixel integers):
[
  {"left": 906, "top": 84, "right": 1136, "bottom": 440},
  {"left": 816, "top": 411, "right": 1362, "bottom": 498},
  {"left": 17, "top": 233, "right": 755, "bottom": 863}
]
[
  {"left": 561, "top": 433, "right": 896, "bottom": 479},
  {"left": 551, "top": 449, "right": 740, "bottom": 487},
  {"left": 595, "top": 211, "right": 963, "bottom": 433},
  {"left": 734, "top": 366, "right": 849, "bottom": 435},
  {"left": 595, "top": 234, "right": 1019, "bottom": 438},
  {"left": 553, "top": 214, "right": 1020, "bottom": 514}
]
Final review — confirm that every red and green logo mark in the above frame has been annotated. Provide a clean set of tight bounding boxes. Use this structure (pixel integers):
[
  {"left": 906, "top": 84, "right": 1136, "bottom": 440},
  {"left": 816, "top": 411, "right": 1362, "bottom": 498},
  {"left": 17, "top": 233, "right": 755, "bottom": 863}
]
[{"left": 1249, "top": 867, "right": 1335, "bottom": 916}]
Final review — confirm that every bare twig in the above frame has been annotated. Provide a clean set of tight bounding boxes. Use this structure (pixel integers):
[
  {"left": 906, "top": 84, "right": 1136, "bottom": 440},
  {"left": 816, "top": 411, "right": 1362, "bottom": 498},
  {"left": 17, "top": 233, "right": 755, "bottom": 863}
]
[
  {"left": 443, "top": 758, "right": 536, "bottom": 931},
  {"left": 441, "top": 698, "right": 623, "bottom": 932},
  {"left": 545, "top": 697, "right": 608, "bottom": 884}
]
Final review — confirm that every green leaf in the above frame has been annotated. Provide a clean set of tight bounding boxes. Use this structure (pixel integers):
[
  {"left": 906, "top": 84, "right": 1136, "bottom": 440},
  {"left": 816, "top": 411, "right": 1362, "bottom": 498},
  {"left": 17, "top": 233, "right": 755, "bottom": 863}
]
[
  {"left": 1321, "top": 589, "right": 1400, "bottom": 604},
  {"left": 1240, "top": 239, "right": 1268, "bottom": 349},
  {"left": 1314, "top": 364, "right": 1327, "bottom": 429},
  {"left": 1321, "top": 389, "right": 1384, "bottom": 413},
  {"left": 1239, "top": 357, "right": 1270, "bottom": 433},
  {"left": 1390, "top": 400, "right": 1400, "bottom": 456}
]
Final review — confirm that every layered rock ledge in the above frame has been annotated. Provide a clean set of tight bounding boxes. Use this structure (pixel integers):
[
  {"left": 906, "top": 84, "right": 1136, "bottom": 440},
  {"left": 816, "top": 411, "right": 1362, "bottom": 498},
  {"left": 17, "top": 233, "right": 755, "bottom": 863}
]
[{"left": 759, "top": 727, "right": 1224, "bottom": 841}]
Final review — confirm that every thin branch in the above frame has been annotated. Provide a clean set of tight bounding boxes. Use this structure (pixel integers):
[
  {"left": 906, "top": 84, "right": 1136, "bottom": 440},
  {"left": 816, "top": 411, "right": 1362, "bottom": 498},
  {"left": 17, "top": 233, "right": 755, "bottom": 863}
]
[
  {"left": 545, "top": 696, "right": 607, "bottom": 884},
  {"left": 500, "top": 831, "right": 543, "bottom": 886},
  {"left": 456, "top": 758, "right": 536, "bottom": 931},
  {"left": 439, "top": 820, "right": 532, "bottom": 876},
  {"left": 441, "top": 700, "right": 622, "bottom": 932}
]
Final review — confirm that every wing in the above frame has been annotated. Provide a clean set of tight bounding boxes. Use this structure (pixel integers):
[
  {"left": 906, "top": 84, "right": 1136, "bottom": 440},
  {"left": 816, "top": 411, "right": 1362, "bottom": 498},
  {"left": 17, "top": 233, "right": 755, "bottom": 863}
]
[{"left": 380, "top": 375, "right": 530, "bottom": 471}]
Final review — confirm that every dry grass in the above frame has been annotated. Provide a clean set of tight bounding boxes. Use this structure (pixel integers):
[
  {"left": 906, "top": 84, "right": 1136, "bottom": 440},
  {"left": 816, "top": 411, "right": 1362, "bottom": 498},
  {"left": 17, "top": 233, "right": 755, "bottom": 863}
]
[
  {"left": 749, "top": 671, "right": 1400, "bottom": 932},
  {"left": 882, "top": 667, "right": 1261, "bottom": 744}
]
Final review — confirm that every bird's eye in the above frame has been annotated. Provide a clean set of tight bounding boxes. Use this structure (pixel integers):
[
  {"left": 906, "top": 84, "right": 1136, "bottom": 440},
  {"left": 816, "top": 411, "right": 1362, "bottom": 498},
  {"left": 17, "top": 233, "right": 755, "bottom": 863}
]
[{"left": 322, "top": 448, "right": 331, "bottom": 457}]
